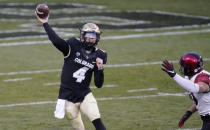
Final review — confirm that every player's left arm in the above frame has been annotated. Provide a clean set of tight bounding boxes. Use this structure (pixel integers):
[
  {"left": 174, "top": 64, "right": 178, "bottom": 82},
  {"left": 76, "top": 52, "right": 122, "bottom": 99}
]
[
  {"left": 178, "top": 104, "right": 197, "bottom": 128},
  {"left": 94, "top": 52, "right": 107, "bottom": 88}
]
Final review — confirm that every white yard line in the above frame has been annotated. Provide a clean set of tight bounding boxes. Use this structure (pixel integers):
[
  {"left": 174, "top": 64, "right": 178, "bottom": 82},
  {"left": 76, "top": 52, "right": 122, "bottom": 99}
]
[
  {"left": 127, "top": 88, "right": 157, "bottom": 93},
  {"left": 0, "top": 24, "right": 209, "bottom": 34},
  {"left": 0, "top": 58, "right": 210, "bottom": 76},
  {"left": 0, "top": 92, "right": 186, "bottom": 108},
  {"left": 105, "top": 58, "right": 210, "bottom": 68},
  {"left": 0, "top": 101, "right": 56, "bottom": 108},
  {"left": 43, "top": 82, "right": 60, "bottom": 86},
  {"left": 0, "top": 40, "right": 50, "bottom": 47},
  {"left": 177, "top": 128, "right": 200, "bottom": 130},
  {"left": 90, "top": 84, "right": 118, "bottom": 89},
  {"left": 97, "top": 92, "right": 186, "bottom": 101},
  {"left": 102, "top": 29, "right": 210, "bottom": 40},
  {"left": 139, "top": 10, "right": 210, "bottom": 19},
  {"left": 1, "top": 29, "right": 210, "bottom": 46},
  {"left": 0, "top": 69, "right": 61, "bottom": 76},
  {"left": 3, "top": 77, "right": 32, "bottom": 82},
  {"left": 0, "top": 32, "right": 75, "bottom": 41},
  {"left": 44, "top": 82, "right": 117, "bottom": 88},
  {"left": 105, "top": 61, "right": 163, "bottom": 68}
]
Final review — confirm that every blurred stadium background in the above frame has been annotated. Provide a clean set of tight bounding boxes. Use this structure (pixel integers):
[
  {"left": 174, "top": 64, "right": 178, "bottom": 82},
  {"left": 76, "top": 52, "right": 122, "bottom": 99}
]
[{"left": 0, "top": 0, "right": 210, "bottom": 129}]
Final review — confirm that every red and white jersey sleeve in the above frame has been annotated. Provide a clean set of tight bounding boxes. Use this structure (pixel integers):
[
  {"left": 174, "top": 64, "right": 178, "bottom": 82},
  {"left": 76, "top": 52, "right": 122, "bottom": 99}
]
[{"left": 188, "top": 70, "right": 210, "bottom": 116}]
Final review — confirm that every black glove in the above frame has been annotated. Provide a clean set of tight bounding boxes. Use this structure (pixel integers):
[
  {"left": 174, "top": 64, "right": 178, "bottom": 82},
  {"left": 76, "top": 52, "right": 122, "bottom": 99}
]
[
  {"left": 161, "top": 60, "right": 176, "bottom": 77},
  {"left": 178, "top": 111, "right": 192, "bottom": 128}
]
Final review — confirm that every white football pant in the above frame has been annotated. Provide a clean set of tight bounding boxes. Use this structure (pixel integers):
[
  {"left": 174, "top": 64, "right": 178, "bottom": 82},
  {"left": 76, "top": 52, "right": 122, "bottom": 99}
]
[{"left": 65, "top": 93, "right": 101, "bottom": 130}]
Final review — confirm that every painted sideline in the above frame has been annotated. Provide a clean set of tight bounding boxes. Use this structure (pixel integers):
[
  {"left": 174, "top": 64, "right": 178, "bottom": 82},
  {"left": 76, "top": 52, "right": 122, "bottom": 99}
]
[
  {"left": 0, "top": 58, "right": 209, "bottom": 76},
  {"left": 0, "top": 92, "right": 186, "bottom": 108}
]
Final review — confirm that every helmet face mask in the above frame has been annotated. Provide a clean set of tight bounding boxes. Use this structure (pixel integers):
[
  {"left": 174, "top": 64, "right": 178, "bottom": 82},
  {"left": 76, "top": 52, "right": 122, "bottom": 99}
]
[
  {"left": 179, "top": 66, "right": 195, "bottom": 76},
  {"left": 80, "top": 23, "right": 101, "bottom": 50},
  {"left": 84, "top": 32, "right": 97, "bottom": 43},
  {"left": 179, "top": 52, "right": 203, "bottom": 76}
]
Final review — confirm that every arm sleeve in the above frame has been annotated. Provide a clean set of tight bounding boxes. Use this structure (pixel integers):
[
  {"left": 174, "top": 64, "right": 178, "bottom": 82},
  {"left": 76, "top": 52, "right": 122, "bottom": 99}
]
[
  {"left": 43, "top": 23, "right": 69, "bottom": 56},
  {"left": 173, "top": 74, "right": 199, "bottom": 93},
  {"left": 94, "top": 69, "right": 104, "bottom": 88},
  {"left": 103, "top": 52, "right": 107, "bottom": 64}
]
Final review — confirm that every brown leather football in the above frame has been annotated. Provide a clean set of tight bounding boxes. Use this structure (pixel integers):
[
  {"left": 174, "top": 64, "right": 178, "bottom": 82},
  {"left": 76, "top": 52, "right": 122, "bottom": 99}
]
[{"left": 36, "top": 4, "right": 49, "bottom": 19}]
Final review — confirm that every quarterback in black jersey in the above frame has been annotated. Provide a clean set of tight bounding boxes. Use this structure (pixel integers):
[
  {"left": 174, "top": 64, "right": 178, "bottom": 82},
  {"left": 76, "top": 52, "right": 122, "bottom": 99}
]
[{"left": 35, "top": 11, "right": 107, "bottom": 130}]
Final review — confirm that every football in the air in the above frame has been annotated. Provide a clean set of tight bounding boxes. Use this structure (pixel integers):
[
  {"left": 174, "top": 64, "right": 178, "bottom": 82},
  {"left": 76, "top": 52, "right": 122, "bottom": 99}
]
[{"left": 36, "top": 4, "right": 49, "bottom": 19}]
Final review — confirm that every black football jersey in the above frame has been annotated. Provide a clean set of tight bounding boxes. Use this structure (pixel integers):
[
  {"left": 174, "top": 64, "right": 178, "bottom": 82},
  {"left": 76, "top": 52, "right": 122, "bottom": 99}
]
[
  {"left": 43, "top": 23, "right": 107, "bottom": 103},
  {"left": 59, "top": 38, "right": 107, "bottom": 103}
]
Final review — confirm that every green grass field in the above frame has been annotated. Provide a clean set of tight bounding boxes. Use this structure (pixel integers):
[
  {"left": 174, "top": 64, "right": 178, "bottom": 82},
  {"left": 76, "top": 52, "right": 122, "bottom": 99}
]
[{"left": 0, "top": 0, "right": 210, "bottom": 130}]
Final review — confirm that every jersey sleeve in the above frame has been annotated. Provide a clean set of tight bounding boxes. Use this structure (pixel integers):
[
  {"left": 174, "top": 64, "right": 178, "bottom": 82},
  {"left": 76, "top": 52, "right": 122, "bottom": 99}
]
[
  {"left": 43, "top": 23, "right": 69, "bottom": 56},
  {"left": 103, "top": 52, "right": 107, "bottom": 64},
  {"left": 97, "top": 49, "right": 107, "bottom": 64},
  {"left": 94, "top": 69, "right": 104, "bottom": 88},
  {"left": 93, "top": 49, "right": 107, "bottom": 88},
  {"left": 194, "top": 73, "right": 210, "bottom": 85}
]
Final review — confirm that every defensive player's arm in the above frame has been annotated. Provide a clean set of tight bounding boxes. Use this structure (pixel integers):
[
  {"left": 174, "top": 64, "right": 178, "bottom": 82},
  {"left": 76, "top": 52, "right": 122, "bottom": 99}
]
[
  {"left": 43, "top": 23, "right": 69, "bottom": 56},
  {"left": 173, "top": 73, "right": 210, "bottom": 93},
  {"left": 162, "top": 60, "right": 210, "bottom": 93},
  {"left": 188, "top": 104, "right": 197, "bottom": 113},
  {"left": 178, "top": 104, "right": 197, "bottom": 128}
]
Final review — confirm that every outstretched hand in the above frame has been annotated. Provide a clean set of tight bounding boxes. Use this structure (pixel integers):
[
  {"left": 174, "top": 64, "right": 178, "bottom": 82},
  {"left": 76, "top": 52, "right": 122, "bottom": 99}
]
[
  {"left": 161, "top": 60, "right": 176, "bottom": 77},
  {"left": 35, "top": 11, "right": 49, "bottom": 23}
]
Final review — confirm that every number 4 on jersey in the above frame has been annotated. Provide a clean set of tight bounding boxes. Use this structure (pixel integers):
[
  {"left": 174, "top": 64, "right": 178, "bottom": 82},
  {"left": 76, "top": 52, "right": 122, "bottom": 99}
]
[{"left": 73, "top": 67, "right": 89, "bottom": 83}]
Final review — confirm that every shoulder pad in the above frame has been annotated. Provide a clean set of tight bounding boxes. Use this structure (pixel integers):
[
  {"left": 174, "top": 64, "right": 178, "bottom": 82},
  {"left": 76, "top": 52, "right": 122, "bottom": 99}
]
[
  {"left": 194, "top": 73, "right": 209, "bottom": 85},
  {"left": 95, "top": 48, "right": 106, "bottom": 53},
  {"left": 66, "top": 37, "right": 81, "bottom": 48}
]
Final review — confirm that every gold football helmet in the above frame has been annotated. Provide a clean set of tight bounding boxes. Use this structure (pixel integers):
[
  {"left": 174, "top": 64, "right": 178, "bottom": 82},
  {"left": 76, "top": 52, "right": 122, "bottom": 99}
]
[{"left": 80, "top": 23, "right": 101, "bottom": 50}]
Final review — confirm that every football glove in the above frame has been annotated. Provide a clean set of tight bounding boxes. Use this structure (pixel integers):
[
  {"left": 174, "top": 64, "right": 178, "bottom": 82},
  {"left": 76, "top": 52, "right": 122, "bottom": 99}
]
[
  {"left": 178, "top": 111, "right": 192, "bottom": 128},
  {"left": 161, "top": 60, "right": 176, "bottom": 78}
]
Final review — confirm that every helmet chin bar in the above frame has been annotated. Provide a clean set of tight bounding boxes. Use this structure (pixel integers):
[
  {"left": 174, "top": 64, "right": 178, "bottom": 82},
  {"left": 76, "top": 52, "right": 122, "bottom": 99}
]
[
  {"left": 83, "top": 42, "right": 97, "bottom": 51},
  {"left": 179, "top": 66, "right": 202, "bottom": 77},
  {"left": 179, "top": 66, "right": 193, "bottom": 76}
]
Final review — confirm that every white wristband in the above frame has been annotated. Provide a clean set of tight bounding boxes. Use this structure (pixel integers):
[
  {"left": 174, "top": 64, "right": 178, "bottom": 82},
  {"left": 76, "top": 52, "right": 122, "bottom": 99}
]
[{"left": 173, "top": 74, "right": 199, "bottom": 93}]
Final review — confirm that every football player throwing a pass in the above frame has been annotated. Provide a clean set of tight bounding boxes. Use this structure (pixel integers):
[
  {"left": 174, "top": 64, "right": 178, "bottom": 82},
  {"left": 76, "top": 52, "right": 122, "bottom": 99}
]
[
  {"left": 161, "top": 52, "right": 210, "bottom": 130},
  {"left": 35, "top": 10, "right": 107, "bottom": 130}
]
